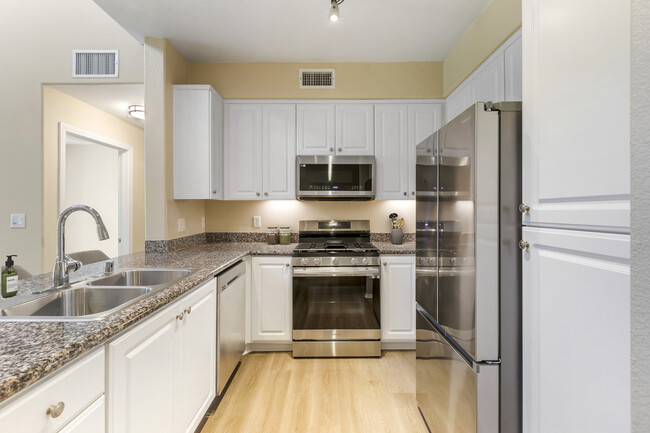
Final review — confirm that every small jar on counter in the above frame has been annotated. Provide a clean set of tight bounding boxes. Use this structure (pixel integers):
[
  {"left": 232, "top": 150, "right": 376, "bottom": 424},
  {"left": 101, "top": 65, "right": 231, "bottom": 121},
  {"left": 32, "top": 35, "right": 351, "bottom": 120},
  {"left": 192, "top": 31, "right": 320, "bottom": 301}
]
[
  {"left": 267, "top": 226, "right": 279, "bottom": 245},
  {"left": 278, "top": 226, "right": 291, "bottom": 245}
]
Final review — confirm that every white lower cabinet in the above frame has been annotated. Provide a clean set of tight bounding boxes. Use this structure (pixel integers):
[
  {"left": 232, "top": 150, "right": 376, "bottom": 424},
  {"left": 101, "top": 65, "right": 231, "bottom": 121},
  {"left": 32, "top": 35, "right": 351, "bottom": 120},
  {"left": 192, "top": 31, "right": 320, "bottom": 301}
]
[
  {"left": 108, "top": 279, "right": 217, "bottom": 433},
  {"left": 251, "top": 256, "right": 292, "bottom": 343},
  {"left": 380, "top": 255, "right": 416, "bottom": 343},
  {"left": 522, "top": 227, "right": 630, "bottom": 433},
  {"left": 0, "top": 347, "right": 105, "bottom": 433}
]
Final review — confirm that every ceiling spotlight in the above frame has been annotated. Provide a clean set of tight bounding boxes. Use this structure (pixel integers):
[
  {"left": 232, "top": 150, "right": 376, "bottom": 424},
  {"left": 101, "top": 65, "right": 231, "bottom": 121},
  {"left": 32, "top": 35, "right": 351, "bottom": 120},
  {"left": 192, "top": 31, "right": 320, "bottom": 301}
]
[
  {"left": 329, "top": 0, "right": 344, "bottom": 22},
  {"left": 128, "top": 105, "right": 145, "bottom": 120}
]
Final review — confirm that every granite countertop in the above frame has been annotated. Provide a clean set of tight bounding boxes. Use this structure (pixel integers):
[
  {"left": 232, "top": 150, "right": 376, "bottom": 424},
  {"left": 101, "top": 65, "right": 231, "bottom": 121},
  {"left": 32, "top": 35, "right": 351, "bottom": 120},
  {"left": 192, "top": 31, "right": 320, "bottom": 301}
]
[{"left": 0, "top": 240, "right": 412, "bottom": 404}]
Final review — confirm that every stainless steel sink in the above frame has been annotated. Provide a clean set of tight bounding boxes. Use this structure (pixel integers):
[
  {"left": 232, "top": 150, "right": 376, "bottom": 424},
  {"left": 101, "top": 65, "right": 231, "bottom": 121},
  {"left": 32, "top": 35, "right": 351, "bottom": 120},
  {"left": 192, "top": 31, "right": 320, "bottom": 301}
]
[
  {"left": 0, "top": 287, "right": 151, "bottom": 320},
  {"left": 87, "top": 269, "right": 193, "bottom": 287},
  {"left": 0, "top": 268, "right": 196, "bottom": 321}
]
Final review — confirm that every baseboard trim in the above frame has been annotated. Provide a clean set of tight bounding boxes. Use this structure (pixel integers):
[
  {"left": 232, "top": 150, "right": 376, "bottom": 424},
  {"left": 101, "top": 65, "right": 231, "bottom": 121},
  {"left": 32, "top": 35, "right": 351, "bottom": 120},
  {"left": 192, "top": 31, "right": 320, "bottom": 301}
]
[
  {"left": 381, "top": 342, "right": 416, "bottom": 350},
  {"left": 244, "top": 342, "right": 415, "bottom": 353}
]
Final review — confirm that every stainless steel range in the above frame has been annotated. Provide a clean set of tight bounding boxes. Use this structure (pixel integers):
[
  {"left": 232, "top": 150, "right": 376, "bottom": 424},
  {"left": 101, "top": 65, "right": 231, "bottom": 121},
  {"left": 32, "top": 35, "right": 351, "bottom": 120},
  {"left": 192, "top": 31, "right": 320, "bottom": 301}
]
[{"left": 291, "top": 220, "right": 381, "bottom": 358}]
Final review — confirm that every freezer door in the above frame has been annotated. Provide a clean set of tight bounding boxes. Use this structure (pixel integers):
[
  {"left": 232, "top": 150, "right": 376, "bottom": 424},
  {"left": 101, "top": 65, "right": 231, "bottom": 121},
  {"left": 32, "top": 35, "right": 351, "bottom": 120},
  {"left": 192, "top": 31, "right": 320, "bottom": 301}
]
[{"left": 416, "top": 304, "right": 498, "bottom": 433}]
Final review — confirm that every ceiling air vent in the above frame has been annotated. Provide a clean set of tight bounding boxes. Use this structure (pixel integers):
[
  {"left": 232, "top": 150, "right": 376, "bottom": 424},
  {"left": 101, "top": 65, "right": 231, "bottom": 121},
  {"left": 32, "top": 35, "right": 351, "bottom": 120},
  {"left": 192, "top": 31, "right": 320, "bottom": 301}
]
[
  {"left": 72, "top": 50, "right": 119, "bottom": 78},
  {"left": 299, "top": 69, "right": 335, "bottom": 89}
]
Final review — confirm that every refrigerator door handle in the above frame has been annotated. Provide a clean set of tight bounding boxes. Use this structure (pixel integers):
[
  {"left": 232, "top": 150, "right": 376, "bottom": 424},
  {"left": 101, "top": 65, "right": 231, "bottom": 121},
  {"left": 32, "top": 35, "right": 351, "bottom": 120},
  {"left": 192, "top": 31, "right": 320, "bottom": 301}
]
[{"left": 417, "top": 303, "right": 482, "bottom": 373}]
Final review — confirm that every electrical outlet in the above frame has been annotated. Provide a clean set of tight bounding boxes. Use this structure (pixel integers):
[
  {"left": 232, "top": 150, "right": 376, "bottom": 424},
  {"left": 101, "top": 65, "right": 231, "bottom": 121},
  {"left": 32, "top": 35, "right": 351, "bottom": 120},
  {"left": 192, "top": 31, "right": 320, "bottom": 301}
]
[
  {"left": 178, "top": 218, "right": 186, "bottom": 232},
  {"left": 201, "top": 217, "right": 205, "bottom": 229},
  {"left": 253, "top": 216, "right": 262, "bottom": 228},
  {"left": 10, "top": 214, "right": 25, "bottom": 229}
]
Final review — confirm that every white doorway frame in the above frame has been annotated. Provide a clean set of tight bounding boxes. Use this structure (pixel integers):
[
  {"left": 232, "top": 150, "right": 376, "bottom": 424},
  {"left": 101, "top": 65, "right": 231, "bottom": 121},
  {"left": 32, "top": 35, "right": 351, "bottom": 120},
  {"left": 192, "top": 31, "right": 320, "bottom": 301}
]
[{"left": 58, "top": 122, "right": 133, "bottom": 256}]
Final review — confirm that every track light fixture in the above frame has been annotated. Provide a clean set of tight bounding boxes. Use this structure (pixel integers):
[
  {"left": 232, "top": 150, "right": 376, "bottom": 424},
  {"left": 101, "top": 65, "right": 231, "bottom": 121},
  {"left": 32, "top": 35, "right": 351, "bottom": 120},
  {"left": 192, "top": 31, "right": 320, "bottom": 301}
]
[{"left": 329, "top": 0, "right": 344, "bottom": 22}]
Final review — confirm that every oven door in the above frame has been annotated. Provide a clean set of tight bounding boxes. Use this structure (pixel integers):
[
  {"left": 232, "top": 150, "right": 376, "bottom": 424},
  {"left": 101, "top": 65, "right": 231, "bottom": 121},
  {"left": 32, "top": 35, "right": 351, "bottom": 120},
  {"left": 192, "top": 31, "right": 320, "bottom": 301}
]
[
  {"left": 296, "top": 155, "right": 375, "bottom": 200},
  {"left": 292, "top": 267, "right": 380, "bottom": 341}
]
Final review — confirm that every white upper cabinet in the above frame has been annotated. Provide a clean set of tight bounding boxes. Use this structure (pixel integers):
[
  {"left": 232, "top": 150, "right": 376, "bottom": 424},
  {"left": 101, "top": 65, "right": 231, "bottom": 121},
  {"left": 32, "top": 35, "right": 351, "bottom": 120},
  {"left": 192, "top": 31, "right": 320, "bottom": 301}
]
[
  {"left": 262, "top": 104, "right": 296, "bottom": 200},
  {"left": 504, "top": 36, "right": 523, "bottom": 101},
  {"left": 336, "top": 104, "right": 375, "bottom": 155},
  {"left": 173, "top": 85, "right": 224, "bottom": 200},
  {"left": 409, "top": 104, "right": 442, "bottom": 197},
  {"left": 445, "top": 84, "right": 472, "bottom": 125},
  {"left": 225, "top": 103, "right": 296, "bottom": 200},
  {"left": 522, "top": 227, "right": 630, "bottom": 433},
  {"left": 468, "top": 54, "right": 505, "bottom": 106},
  {"left": 225, "top": 104, "right": 263, "bottom": 200},
  {"left": 296, "top": 104, "right": 335, "bottom": 155},
  {"left": 375, "top": 104, "right": 409, "bottom": 200},
  {"left": 522, "top": 0, "right": 630, "bottom": 231}
]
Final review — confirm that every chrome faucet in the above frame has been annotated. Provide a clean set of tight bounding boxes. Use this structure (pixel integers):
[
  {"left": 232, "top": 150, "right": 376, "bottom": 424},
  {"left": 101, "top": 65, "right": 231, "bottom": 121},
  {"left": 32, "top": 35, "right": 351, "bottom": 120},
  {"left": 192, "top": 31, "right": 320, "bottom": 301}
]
[{"left": 52, "top": 205, "right": 110, "bottom": 287}]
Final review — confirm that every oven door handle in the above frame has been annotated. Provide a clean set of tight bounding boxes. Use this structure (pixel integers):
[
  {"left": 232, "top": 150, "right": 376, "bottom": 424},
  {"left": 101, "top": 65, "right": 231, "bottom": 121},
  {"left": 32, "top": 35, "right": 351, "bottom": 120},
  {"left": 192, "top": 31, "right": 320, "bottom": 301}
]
[{"left": 292, "top": 267, "right": 380, "bottom": 278}]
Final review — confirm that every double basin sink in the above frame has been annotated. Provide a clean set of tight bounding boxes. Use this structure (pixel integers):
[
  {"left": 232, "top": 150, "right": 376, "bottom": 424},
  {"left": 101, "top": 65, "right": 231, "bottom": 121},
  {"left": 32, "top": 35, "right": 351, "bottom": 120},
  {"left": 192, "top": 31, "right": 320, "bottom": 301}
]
[{"left": 0, "top": 269, "right": 194, "bottom": 321}]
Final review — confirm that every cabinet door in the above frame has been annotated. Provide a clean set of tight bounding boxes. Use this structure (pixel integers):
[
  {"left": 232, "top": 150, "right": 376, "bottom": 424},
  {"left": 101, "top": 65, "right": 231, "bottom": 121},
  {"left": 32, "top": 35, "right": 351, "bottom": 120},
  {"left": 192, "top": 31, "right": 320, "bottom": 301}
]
[
  {"left": 336, "top": 104, "right": 374, "bottom": 155},
  {"left": 108, "top": 307, "right": 179, "bottom": 433},
  {"left": 409, "top": 104, "right": 442, "bottom": 195},
  {"left": 210, "top": 89, "right": 224, "bottom": 199},
  {"left": 177, "top": 279, "right": 217, "bottom": 433},
  {"left": 504, "top": 36, "right": 522, "bottom": 101},
  {"left": 375, "top": 104, "right": 409, "bottom": 200},
  {"left": 469, "top": 53, "right": 505, "bottom": 105},
  {"left": 173, "top": 86, "right": 212, "bottom": 199},
  {"left": 522, "top": 0, "right": 630, "bottom": 230},
  {"left": 225, "top": 104, "right": 263, "bottom": 200},
  {"left": 251, "top": 257, "right": 292, "bottom": 343},
  {"left": 296, "top": 104, "right": 335, "bottom": 155},
  {"left": 445, "top": 84, "right": 471, "bottom": 125},
  {"left": 59, "top": 396, "right": 105, "bottom": 433},
  {"left": 380, "top": 256, "right": 416, "bottom": 343},
  {"left": 263, "top": 104, "right": 296, "bottom": 200},
  {"left": 522, "top": 227, "right": 630, "bottom": 433}
]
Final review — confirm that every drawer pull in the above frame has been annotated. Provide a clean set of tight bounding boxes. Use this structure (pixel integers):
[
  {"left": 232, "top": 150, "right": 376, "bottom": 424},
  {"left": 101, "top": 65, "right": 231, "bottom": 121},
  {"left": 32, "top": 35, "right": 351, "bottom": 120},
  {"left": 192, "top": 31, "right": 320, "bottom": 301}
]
[
  {"left": 46, "top": 401, "right": 65, "bottom": 418},
  {"left": 184, "top": 306, "right": 192, "bottom": 315},
  {"left": 176, "top": 312, "right": 184, "bottom": 321}
]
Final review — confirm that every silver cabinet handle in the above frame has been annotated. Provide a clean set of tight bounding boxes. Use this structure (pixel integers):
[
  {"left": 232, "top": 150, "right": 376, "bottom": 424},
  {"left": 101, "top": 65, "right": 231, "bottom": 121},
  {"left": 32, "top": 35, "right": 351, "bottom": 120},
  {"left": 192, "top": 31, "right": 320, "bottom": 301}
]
[
  {"left": 286, "top": 263, "right": 290, "bottom": 267},
  {"left": 338, "top": 147, "right": 342, "bottom": 152},
  {"left": 519, "top": 203, "right": 530, "bottom": 214},
  {"left": 403, "top": 192, "right": 407, "bottom": 196},
  {"left": 329, "top": 147, "right": 334, "bottom": 152},
  {"left": 256, "top": 192, "right": 261, "bottom": 196},
  {"left": 212, "top": 189, "right": 217, "bottom": 194},
  {"left": 518, "top": 240, "right": 530, "bottom": 251},
  {"left": 411, "top": 191, "right": 415, "bottom": 195},
  {"left": 176, "top": 312, "right": 184, "bottom": 320},
  {"left": 264, "top": 192, "right": 269, "bottom": 196},
  {"left": 184, "top": 306, "right": 192, "bottom": 315},
  {"left": 383, "top": 262, "right": 387, "bottom": 266},
  {"left": 46, "top": 401, "right": 65, "bottom": 418}
]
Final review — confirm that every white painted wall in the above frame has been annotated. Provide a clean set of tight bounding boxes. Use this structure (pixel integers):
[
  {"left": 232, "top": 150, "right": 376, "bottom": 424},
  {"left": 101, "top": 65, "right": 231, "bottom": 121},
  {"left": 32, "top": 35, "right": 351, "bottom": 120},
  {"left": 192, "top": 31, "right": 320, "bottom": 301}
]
[
  {"left": 64, "top": 142, "right": 120, "bottom": 258},
  {"left": 631, "top": 0, "right": 650, "bottom": 430},
  {"left": 0, "top": 0, "right": 143, "bottom": 274}
]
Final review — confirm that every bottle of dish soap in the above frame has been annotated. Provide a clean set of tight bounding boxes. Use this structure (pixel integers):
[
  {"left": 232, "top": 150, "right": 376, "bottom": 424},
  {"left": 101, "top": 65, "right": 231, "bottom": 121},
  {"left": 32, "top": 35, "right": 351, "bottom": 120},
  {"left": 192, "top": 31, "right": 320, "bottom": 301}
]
[{"left": 1, "top": 255, "right": 18, "bottom": 298}]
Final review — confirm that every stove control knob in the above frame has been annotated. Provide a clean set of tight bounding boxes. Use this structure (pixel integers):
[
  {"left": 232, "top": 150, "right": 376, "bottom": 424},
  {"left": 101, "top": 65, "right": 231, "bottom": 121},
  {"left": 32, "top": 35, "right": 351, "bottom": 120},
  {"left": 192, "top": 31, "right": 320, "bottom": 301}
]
[
  {"left": 450, "top": 257, "right": 457, "bottom": 266},
  {"left": 301, "top": 258, "right": 309, "bottom": 266},
  {"left": 419, "top": 258, "right": 426, "bottom": 265},
  {"left": 350, "top": 258, "right": 359, "bottom": 265},
  {"left": 362, "top": 257, "right": 369, "bottom": 265},
  {"left": 332, "top": 258, "right": 339, "bottom": 266},
  {"left": 313, "top": 258, "right": 321, "bottom": 265}
]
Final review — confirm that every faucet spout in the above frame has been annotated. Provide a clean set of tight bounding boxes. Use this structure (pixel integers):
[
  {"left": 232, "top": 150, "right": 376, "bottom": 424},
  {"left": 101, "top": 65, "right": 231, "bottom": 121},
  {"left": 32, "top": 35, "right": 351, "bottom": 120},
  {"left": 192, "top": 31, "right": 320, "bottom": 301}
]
[{"left": 52, "top": 205, "right": 110, "bottom": 288}]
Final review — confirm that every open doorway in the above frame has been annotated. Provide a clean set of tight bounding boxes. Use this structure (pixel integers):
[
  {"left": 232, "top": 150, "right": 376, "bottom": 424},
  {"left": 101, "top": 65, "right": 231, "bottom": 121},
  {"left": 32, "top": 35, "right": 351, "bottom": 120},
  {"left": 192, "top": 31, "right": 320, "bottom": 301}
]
[{"left": 58, "top": 123, "right": 133, "bottom": 258}]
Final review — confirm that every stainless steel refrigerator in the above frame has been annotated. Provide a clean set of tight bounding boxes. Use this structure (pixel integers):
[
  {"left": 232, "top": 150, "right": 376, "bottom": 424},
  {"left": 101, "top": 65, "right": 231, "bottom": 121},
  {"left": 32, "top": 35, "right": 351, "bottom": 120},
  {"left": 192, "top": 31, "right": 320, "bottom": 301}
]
[{"left": 415, "top": 102, "right": 522, "bottom": 433}]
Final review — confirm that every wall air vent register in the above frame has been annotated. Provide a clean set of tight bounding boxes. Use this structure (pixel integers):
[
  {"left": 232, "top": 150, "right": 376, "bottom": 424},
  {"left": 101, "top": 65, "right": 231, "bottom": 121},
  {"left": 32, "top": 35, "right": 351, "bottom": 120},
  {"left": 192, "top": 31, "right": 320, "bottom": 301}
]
[
  {"left": 72, "top": 50, "right": 119, "bottom": 78},
  {"left": 299, "top": 69, "right": 335, "bottom": 89}
]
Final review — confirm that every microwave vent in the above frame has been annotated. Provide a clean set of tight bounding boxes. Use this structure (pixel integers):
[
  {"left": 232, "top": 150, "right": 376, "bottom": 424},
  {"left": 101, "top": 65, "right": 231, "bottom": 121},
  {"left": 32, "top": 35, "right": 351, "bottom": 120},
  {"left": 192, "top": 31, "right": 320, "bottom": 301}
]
[
  {"left": 299, "top": 69, "right": 335, "bottom": 89},
  {"left": 72, "top": 50, "right": 119, "bottom": 78}
]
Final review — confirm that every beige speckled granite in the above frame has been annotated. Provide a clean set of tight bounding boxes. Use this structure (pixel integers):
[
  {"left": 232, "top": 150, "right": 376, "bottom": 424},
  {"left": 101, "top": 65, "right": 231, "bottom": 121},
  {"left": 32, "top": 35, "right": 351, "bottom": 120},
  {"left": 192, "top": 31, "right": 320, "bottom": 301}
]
[{"left": 0, "top": 240, "right": 410, "bottom": 403}]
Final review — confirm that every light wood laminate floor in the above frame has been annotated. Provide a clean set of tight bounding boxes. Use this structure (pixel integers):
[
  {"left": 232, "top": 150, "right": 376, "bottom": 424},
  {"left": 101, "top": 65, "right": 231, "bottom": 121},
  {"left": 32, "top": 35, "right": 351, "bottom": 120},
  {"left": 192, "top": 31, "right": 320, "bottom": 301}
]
[{"left": 201, "top": 351, "right": 428, "bottom": 433}]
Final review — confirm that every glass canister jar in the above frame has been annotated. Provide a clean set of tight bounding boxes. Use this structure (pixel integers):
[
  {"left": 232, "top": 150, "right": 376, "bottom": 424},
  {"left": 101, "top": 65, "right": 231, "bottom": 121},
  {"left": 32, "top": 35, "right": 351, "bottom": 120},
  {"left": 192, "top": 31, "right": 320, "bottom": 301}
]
[
  {"left": 278, "top": 226, "right": 291, "bottom": 245},
  {"left": 267, "top": 226, "right": 279, "bottom": 245}
]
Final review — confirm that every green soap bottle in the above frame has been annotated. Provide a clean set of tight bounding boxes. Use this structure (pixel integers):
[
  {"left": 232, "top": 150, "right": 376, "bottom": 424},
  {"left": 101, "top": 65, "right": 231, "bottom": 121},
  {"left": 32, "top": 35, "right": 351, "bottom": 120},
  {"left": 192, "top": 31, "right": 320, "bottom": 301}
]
[{"left": 1, "top": 255, "right": 19, "bottom": 298}]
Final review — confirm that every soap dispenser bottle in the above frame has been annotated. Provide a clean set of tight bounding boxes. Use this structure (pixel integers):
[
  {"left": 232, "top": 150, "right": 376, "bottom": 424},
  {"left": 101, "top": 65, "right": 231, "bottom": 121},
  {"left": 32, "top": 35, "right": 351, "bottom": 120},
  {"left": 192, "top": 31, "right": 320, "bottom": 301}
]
[{"left": 1, "top": 255, "right": 18, "bottom": 298}]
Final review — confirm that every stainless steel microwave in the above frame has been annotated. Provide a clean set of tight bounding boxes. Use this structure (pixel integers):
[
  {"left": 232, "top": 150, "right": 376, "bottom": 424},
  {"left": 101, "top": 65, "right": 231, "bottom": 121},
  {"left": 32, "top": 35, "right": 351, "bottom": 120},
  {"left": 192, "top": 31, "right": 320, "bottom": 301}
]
[{"left": 296, "top": 155, "right": 375, "bottom": 200}]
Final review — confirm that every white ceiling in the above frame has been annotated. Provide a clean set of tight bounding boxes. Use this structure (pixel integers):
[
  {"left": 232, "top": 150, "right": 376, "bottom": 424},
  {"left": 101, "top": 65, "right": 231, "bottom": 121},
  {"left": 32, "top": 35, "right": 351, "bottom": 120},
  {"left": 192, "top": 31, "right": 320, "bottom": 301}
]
[
  {"left": 49, "top": 84, "right": 144, "bottom": 128},
  {"left": 93, "top": 0, "right": 491, "bottom": 62}
]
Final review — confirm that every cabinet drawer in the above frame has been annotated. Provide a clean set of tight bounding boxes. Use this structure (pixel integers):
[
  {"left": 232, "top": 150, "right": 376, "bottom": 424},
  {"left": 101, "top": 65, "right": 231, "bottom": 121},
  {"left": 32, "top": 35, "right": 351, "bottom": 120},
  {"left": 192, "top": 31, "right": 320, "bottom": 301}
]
[
  {"left": 59, "top": 396, "right": 105, "bottom": 433},
  {"left": 0, "top": 347, "right": 105, "bottom": 433}
]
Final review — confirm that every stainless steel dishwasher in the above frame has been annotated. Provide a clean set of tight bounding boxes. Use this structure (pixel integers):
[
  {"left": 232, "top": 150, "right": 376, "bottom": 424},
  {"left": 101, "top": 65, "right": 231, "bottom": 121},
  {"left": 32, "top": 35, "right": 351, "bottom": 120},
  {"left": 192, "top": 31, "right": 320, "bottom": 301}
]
[{"left": 216, "top": 260, "right": 246, "bottom": 395}]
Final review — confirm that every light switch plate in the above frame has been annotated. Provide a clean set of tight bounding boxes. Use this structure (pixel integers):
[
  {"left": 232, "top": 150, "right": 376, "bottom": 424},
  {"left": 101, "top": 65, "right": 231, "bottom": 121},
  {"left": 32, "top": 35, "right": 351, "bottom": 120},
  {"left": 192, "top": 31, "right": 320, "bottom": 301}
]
[
  {"left": 253, "top": 216, "right": 262, "bottom": 228},
  {"left": 178, "top": 218, "right": 186, "bottom": 232},
  {"left": 10, "top": 214, "right": 25, "bottom": 229},
  {"left": 201, "top": 217, "right": 205, "bottom": 229}
]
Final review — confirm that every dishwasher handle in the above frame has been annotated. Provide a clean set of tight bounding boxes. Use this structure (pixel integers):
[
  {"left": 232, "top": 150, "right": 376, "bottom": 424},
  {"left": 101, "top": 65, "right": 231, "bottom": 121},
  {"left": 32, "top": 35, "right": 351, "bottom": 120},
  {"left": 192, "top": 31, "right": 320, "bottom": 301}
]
[{"left": 217, "top": 261, "right": 246, "bottom": 293}]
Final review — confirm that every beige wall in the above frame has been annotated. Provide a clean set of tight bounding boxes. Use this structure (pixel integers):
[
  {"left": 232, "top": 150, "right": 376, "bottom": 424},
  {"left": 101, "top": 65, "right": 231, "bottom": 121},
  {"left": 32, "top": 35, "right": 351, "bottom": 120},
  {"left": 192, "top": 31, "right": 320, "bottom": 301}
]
[
  {"left": 205, "top": 200, "right": 415, "bottom": 234},
  {"left": 443, "top": 0, "right": 522, "bottom": 96},
  {"left": 42, "top": 86, "right": 145, "bottom": 272},
  {"left": 189, "top": 62, "right": 444, "bottom": 100},
  {"left": 0, "top": 0, "right": 143, "bottom": 274},
  {"left": 145, "top": 38, "right": 205, "bottom": 241}
]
